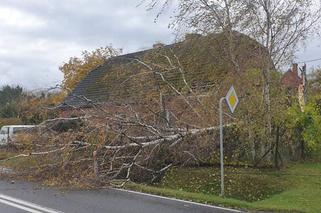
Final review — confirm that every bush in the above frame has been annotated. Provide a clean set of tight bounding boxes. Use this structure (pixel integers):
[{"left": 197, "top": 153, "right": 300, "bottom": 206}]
[{"left": 286, "top": 102, "right": 321, "bottom": 156}]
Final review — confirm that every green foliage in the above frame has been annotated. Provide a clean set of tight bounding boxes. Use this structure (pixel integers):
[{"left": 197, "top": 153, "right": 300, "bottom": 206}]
[
  {"left": 286, "top": 101, "right": 321, "bottom": 152},
  {"left": 309, "top": 68, "right": 321, "bottom": 96},
  {"left": 0, "top": 85, "right": 23, "bottom": 118},
  {"left": 221, "top": 68, "right": 288, "bottom": 164},
  {"left": 0, "top": 85, "right": 23, "bottom": 107},
  {"left": 0, "top": 102, "right": 20, "bottom": 118}
]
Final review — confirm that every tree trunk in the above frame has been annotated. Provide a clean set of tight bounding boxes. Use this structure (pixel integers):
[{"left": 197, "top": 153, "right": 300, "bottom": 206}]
[
  {"left": 262, "top": 68, "right": 272, "bottom": 135},
  {"left": 262, "top": 68, "right": 272, "bottom": 162},
  {"left": 274, "top": 126, "right": 280, "bottom": 169},
  {"left": 300, "top": 139, "right": 305, "bottom": 160}
]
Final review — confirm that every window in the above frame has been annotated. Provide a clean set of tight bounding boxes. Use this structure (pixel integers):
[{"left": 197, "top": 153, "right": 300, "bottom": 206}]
[
  {"left": 13, "top": 127, "right": 29, "bottom": 134},
  {"left": 0, "top": 128, "right": 8, "bottom": 134}
]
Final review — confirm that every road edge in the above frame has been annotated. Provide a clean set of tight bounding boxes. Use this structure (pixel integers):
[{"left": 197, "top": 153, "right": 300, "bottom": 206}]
[{"left": 112, "top": 188, "right": 242, "bottom": 212}]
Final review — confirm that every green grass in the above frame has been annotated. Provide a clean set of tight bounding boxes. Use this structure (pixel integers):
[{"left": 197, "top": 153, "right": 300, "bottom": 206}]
[
  {"left": 254, "top": 163, "right": 321, "bottom": 213},
  {"left": 158, "top": 166, "right": 288, "bottom": 202},
  {"left": 125, "top": 163, "right": 321, "bottom": 213}
]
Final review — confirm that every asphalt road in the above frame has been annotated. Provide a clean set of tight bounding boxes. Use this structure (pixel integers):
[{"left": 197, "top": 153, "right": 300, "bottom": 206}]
[{"left": 0, "top": 180, "right": 241, "bottom": 213}]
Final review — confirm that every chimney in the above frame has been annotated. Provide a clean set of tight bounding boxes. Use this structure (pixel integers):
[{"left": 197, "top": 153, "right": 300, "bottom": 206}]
[
  {"left": 292, "top": 63, "right": 298, "bottom": 76},
  {"left": 153, "top": 42, "right": 164, "bottom": 49},
  {"left": 185, "top": 33, "right": 202, "bottom": 41}
]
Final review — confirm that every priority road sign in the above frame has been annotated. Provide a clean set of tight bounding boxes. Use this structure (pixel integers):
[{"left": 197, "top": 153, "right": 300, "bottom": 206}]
[
  {"left": 225, "top": 86, "right": 239, "bottom": 114},
  {"left": 218, "top": 85, "right": 239, "bottom": 197}
]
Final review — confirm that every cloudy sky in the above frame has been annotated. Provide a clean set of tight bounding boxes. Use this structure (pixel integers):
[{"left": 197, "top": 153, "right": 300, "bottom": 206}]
[{"left": 0, "top": 0, "right": 320, "bottom": 90}]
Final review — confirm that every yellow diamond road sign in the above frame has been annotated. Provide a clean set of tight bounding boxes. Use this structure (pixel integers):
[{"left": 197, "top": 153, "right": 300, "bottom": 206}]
[{"left": 226, "top": 86, "right": 239, "bottom": 113}]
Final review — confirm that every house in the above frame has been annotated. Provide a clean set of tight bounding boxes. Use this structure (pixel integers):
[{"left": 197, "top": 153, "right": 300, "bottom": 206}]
[
  {"left": 61, "top": 32, "right": 270, "bottom": 115},
  {"left": 57, "top": 32, "right": 274, "bottom": 163},
  {"left": 281, "top": 63, "right": 307, "bottom": 110},
  {"left": 281, "top": 63, "right": 304, "bottom": 90}
]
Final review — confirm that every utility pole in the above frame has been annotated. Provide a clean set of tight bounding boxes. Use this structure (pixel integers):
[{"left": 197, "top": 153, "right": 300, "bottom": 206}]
[{"left": 298, "top": 64, "right": 307, "bottom": 112}]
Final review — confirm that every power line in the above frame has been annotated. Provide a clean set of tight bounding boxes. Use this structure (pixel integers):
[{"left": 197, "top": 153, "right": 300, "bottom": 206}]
[{"left": 297, "top": 57, "right": 321, "bottom": 64}]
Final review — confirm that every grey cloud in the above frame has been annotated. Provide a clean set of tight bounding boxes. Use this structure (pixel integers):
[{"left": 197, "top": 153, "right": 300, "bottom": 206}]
[
  {"left": 0, "top": 0, "right": 172, "bottom": 47},
  {"left": 0, "top": 0, "right": 174, "bottom": 89},
  {"left": 296, "top": 37, "right": 321, "bottom": 70},
  {"left": 0, "top": 0, "right": 320, "bottom": 90}
]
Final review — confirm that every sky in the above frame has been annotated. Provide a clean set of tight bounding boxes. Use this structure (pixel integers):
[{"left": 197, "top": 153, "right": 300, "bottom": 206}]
[{"left": 0, "top": 0, "right": 320, "bottom": 90}]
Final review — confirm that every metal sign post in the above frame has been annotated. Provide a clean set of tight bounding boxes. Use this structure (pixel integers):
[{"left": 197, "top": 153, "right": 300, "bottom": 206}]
[
  {"left": 219, "top": 86, "right": 238, "bottom": 197},
  {"left": 219, "top": 97, "right": 226, "bottom": 197}
]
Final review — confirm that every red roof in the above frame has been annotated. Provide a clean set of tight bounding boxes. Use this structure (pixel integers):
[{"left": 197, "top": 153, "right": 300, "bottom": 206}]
[{"left": 281, "top": 64, "right": 302, "bottom": 89}]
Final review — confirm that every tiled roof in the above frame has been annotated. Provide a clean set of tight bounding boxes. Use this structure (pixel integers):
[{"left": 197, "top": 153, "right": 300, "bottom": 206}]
[
  {"left": 62, "top": 49, "right": 152, "bottom": 108},
  {"left": 62, "top": 32, "right": 268, "bottom": 108}
]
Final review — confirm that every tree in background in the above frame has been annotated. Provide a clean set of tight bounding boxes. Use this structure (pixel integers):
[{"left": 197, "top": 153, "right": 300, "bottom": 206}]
[
  {"left": 0, "top": 85, "right": 23, "bottom": 106},
  {"left": 0, "top": 85, "right": 23, "bottom": 118},
  {"left": 310, "top": 68, "right": 321, "bottom": 96},
  {"left": 143, "top": 0, "right": 320, "bottom": 67},
  {"left": 0, "top": 85, "right": 60, "bottom": 125},
  {"left": 60, "top": 46, "right": 120, "bottom": 91},
  {"left": 142, "top": 0, "right": 321, "bottom": 162}
]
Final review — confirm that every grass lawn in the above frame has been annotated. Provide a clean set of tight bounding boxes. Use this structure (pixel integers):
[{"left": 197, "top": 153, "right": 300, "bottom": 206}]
[{"left": 126, "top": 163, "right": 321, "bottom": 213}]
